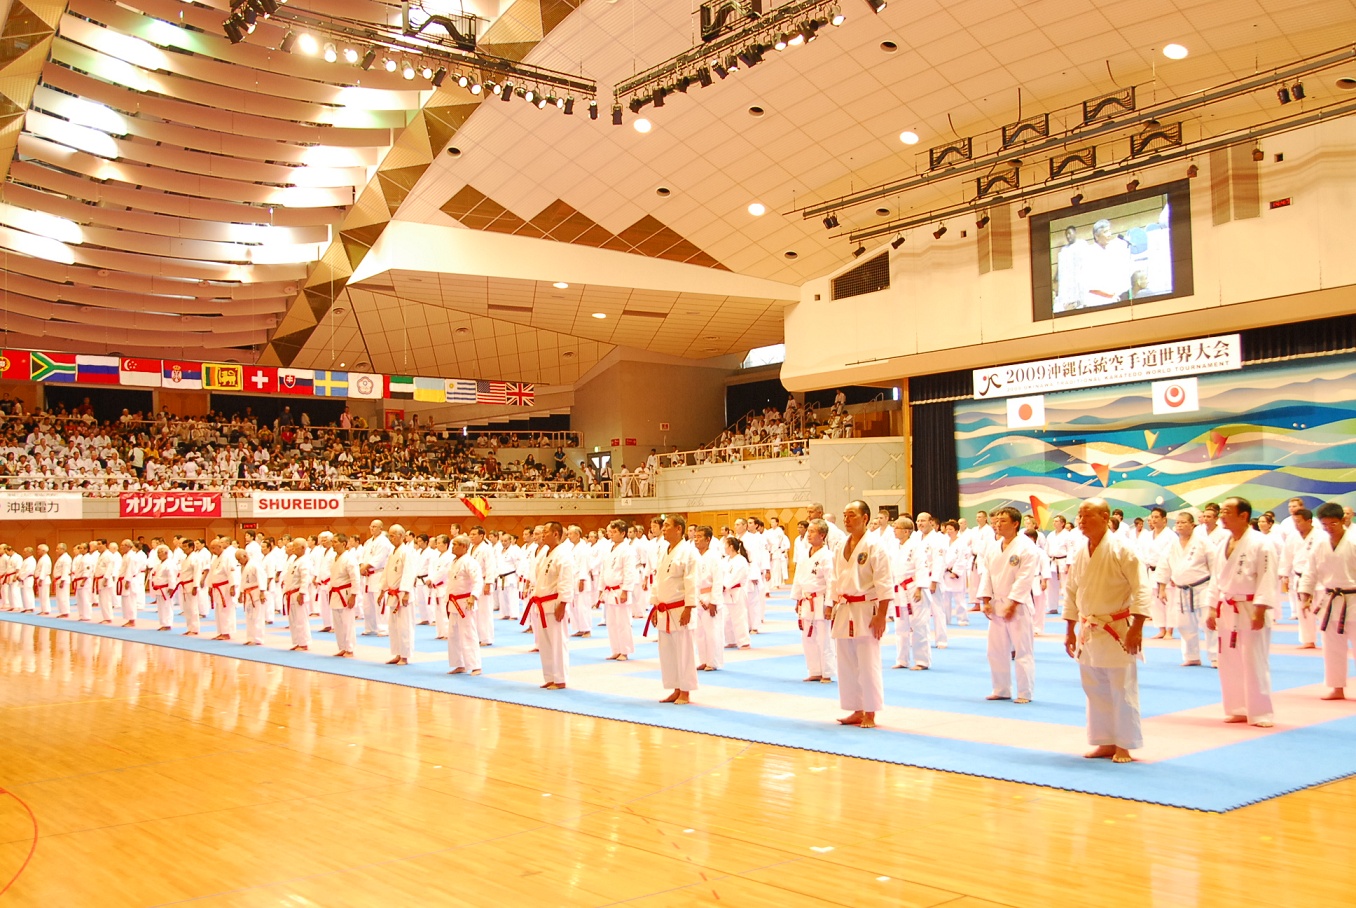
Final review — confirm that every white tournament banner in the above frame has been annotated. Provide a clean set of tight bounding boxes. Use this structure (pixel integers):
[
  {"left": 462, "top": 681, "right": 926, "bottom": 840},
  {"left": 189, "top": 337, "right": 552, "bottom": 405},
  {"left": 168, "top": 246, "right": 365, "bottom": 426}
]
[
  {"left": 973, "top": 333, "right": 1241, "bottom": 400},
  {"left": 250, "top": 491, "right": 345, "bottom": 518},
  {"left": 0, "top": 492, "right": 84, "bottom": 520}
]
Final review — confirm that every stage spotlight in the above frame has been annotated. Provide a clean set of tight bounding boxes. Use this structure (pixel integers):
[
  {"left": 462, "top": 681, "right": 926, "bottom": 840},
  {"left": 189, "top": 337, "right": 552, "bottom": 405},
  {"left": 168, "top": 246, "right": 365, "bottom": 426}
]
[
  {"left": 1126, "top": 179, "right": 1140, "bottom": 191},
  {"left": 501, "top": 81, "right": 514, "bottom": 101},
  {"left": 360, "top": 47, "right": 376, "bottom": 69},
  {"left": 524, "top": 88, "right": 536, "bottom": 102},
  {"left": 976, "top": 214, "right": 990, "bottom": 229},
  {"left": 1277, "top": 86, "right": 1291, "bottom": 104},
  {"left": 536, "top": 95, "right": 547, "bottom": 108},
  {"left": 697, "top": 67, "right": 713, "bottom": 87},
  {"left": 384, "top": 56, "right": 398, "bottom": 72},
  {"left": 830, "top": 6, "right": 846, "bottom": 25},
  {"left": 774, "top": 33, "right": 789, "bottom": 51},
  {"left": 588, "top": 99, "right": 598, "bottom": 120},
  {"left": 1070, "top": 193, "right": 1084, "bottom": 206},
  {"left": 343, "top": 47, "right": 359, "bottom": 64},
  {"left": 852, "top": 245, "right": 867, "bottom": 257},
  {"left": 421, "top": 65, "right": 434, "bottom": 80},
  {"left": 1292, "top": 81, "right": 1306, "bottom": 100},
  {"left": 402, "top": 60, "right": 416, "bottom": 80},
  {"left": 223, "top": 16, "right": 245, "bottom": 43},
  {"left": 279, "top": 30, "right": 296, "bottom": 52},
  {"left": 726, "top": 54, "right": 740, "bottom": 73},
  {"left": 431, "top": 67, "right": 448, "bottom": 87},
  {"left": 243, "top": 7, "right": 257, "bottom": 32},
  {"left": 629, "top": 96, "right": 646, "bottom": 113},
  {"left": 866, "top": 0, "right": 886, "bottom": 13},
  {"left": 890, "top": 235, "right": 905, "bottom": 249},
  {"left": 1252, "top": 147, "right": 1264, "bottom": 162},
  {"left": 713, "top": 60, "right": 729, "bottom": 79},
  {"left": 298, "top": 33, "right": 319, "bottom": 55},
  {"left": 933, "top": 224, "right": 947, "bottom": 239},
  {"left": 323, "top": 42, "right": 338, "bottom": 63},
  {"left": 823, "top": 214, "right": 839, "bottom": 230},
  {"left": 469, "top": 80, "right": 483, "bottom": 95},
  {"left": 1018, "top": 204, "right": 1032, "bottom": 218},
  {"left": 654, "top": 87, "right": 666, "bottom": 107},
  {"left": 738, "top": 48, "right": 761, "bottom": 68},
  {"left": 612, "top": 105, "right": 623, "bottom": 125},
  {"left": 563, "top": 96, "right": 575, "bottom": 115},
  {"left": 1187, "top": 163, "right": 1199, "bottom": 178}
]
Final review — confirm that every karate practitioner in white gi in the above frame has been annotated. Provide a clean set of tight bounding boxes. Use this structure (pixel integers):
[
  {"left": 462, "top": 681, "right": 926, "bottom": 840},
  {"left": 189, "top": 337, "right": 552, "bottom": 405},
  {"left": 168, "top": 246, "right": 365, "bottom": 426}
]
[
  {"left": 445, "top": 534, "right": 483, "bottom": 675},
  {"left": 1298, "top": 502, "right": 1356, "bottom": 700},
  {"left": 830, "top": 500, "right": 893, "bottom": 728},
  {"left": 1156, "top": 512, "right": 1214, "bottom": 666},
  {"left": 238, "top": 549, "right": 266, "bottom": 646},
  {"left": 599, "top": 519, "right": 638, "bottom": 661},
  {"left": 524, "top": 521, "right": 574, "bottom": 689},
  {"left": 792, "top": 518, "right": 835, "bottom": 682},
  {"left": 283, "top": 539, "right": 312, "bottom": 651},
  {"left": 383, "top": 526, "right": 417, "bottom": 665},
  {"left": 1063, "top": 498, "right": 1151, "bottom": 764},
  {"left": 648, "top": 514, "right": 699, "bottom": 704},
  {"left": 693, "top": 525, "right": 725, "bottom": 671},
  {"left": 977, "top": 506, "right": 1039, "bottom": 703}
]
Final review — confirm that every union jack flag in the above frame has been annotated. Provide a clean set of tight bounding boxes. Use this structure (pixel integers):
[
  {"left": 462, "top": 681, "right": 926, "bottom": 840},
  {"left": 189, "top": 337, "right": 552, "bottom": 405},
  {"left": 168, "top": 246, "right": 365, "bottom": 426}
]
[
  {"left": 505, "top": 382, "right": 535, "bottom": 406},
  {"left": 476, "top": 380, "right": 507, "bottom": 405}
]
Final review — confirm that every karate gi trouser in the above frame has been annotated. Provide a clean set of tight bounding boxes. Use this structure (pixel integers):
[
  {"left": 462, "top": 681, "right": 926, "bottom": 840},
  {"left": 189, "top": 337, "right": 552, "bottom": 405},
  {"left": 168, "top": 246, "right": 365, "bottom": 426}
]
[
  {"left": 76, "top": 586, "right": 93, "bottom": 621},
  {"left": 746, "top": 581, "right": 764, "bottom": 631},
  {"left": 196, "top": 589, "right": 210, "bottom": 618},
  {"left": 697, "top": 605, "right": 724, "bottom": 668},
  {"left": 530, "top": 608, "right": 570, "bottom": 684},
  {"left": 1032, "top": 589, "right": 1047, "bottom": 635},
  {"left": 121, "top": 590, "right": 140, "bottom": 623},
  {"left": 361, "top": 588, "right": 385, "bottom": 634},
  {"left": 475, "top": 592, "right": 495, "bottom": 644},
  {"left": 1298, "top": 584, "right": 1320, "bottom": 647},
  {"left": 54, "top": 580, "right": 69, "bottom": 616},
  {"left": 802, "top": 617, "right": 834, "bottom": 678},
  {"left": 496, "top": 584, "right": 519, "bottom": 621},
  {"left": 333, "top": 604, "right": 357, "bottom": 653},
  {"left": 213, "top": 593, "right": 238, "bottom": 637},
  {"left": 1172, "top": 588, "right": 1207, "bottom": 663},
  {"left": 607, "top": 601, "right": 635, "bottom": 656},
  {"left": 836, "top": 635, "right": 883, "bottom": 712},
  {"left": 155, "top": 590, "right": 176, "bottom": 628},
  {"left": 432, "top": 593, "right": 449, "bottom": 638},
  {"left": 411, "top": 585, "right": 429, "bottom": 623},
  {"left": 724, "top": 595, "right": 751, "bottom": 647},
  {"left": 317, "top": 584, "right": 332, "bottom": 627},
  {"left": 570, "top": 589, "right": 593, "bottom": 634},
  {"left": 987, "top": 608, "right": 1034, "bottom": 699},
  {"left": 1322, "top": 598, "right": 1356, "bottom": 688},
  {"left": 907, "top": 599, "right": 932, "bottom": 667},
  {"left": 182, "top": 590, "right": 201, "bottom": 634},
  {"left": 242, "top": 596, "right": 265, "bottom": 645},
  {"left": 925, "top": 590, "right": 949, "bottom": 646},
  {"left": 1047, "top": 573, "right": 1064, "bottom": 614},
  {"left": 772, "top": 555, "right": 787, "bottom": 588},
  {"left": 942, "top": 590, "right": 968, "bottom": 623},
  {"left": 659, "top": 620, "right": 698, "bottom": 691},
  {"left": 447, "top": 608, "right": 481, "bottom": 671},
  {"left": 286, "top": 596, "right": 311, "bottom": 647},
  {"left": 19, "top": 583, "right": 33, "bottom": 612},
  {"left": 266, "top": 586, "right": 279, "bottom": 623},
  {"left": 388, "top": 601, "right": 413, "bottom": 660},
  {"left": 97, "top": 586, "right": 115, "bottom": 622},
  {"left": 1079, "top": 661, "right": 1143, "bottom": 750},
  {"left": 36, "top": 580, "right": 50, "bottom": 615},
  {"left": 1149, "top": 590, "right": 1167, "bottom": 630},
  {"left": 1218, "top": 611, "right": 1273, "bottom": 723}
]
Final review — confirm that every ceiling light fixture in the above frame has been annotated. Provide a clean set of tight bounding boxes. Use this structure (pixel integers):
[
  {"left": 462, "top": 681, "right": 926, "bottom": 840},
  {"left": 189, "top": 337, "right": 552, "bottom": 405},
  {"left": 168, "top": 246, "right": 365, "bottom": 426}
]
[
  {"left": 343, "top": 46, "right": 359, "bottom": 64},
  {"left": 1018, "top": 204, "right": 1032, "bottom": 218},
  {"left": 279, "top": 30, "right": 296, "bottom": 52},
  {"left": 1070, "top": 193, "right": 1084, "bottom": 206},
  {"left": 1252, "top": 147, "right": 1264, "bottom": 162},
  {"left": 1187, "top": 163, "right": 1199, "bottom": 178},
  {"left": 852, "top": 245, "right": 867, "bottom": 257},
  {"left": 830, "top": 6, "right": 846, "bottom": 25},
  {"left": 553, "top": 281, "right": 569, "bottom": 289},
  {"left": 1292, "top": 81, "right": 1306, "bottom": 100},
  {"left": 402, "top": 60, "right": 416, "bottom": 80},
  {"left": 890, "top": 235, "right": 905, "bottom": 249},
  {"left": 634, "top": 117, "right": 652, "bottom": 133},
  {"left": 431, "top": 67, "right": 448, "bottom": 87},
  {"left": 360, "top": 47, "right": 376, "bottom": 70},
  {"left": 298, "top": 33, "right": 319, "bottom": 55},
  {"left": 1277, "top": 86, "right": 1291, "bottom": 104},
  {"left": 1127, "top": 178, "right": 1140, "bottom": 191},
  {"left": 612, "top": 105, "right": 623, "bottom": 124},
  {"left": 422, "top": 65, "right": 435, "bottom": 80},
  {"left": 323, "top": 42, "right": 338, "bottom": 63},
  {"left": 591, "top": 312, "right": 607, "bottom": 319},
  {"left": 823, "top": 214, "right": 839, "bottom": 229},
  {"left": 1162, "top": 43, "right": 1188, "bottom": 60},
  {"left": 748, "top": 202, "right": 767, "bottom": 216},
  {"left": 866, "top": 0, "right": 886, "bottom": 14},
  {"left": 976, "top": 214, "right": 990, "bottom": 229},
  {"left": 899, "top": 130, "right": 919, "bottom": 145},
  {"left": 384, "top": 56, "right": 398, "bottom": 73},
  {"left": 933, "top": 224, "right": 947, "bottom": 239}
]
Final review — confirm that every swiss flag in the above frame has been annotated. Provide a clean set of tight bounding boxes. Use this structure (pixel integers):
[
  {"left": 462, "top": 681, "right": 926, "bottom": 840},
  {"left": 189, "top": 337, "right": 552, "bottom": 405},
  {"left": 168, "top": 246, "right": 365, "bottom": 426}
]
[{"left": 243, "top": 366, "right": 278, "bottom": 395}]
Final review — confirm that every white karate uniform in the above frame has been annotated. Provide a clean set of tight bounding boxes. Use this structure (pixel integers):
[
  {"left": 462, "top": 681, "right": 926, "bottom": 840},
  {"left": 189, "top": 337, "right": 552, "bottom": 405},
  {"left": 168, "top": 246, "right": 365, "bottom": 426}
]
[
  {"left": 384, "top": 543, "right": 417, "bottom": 661},
  {"left": 52, "top": 552, "right": 71, "bottom": 617},
  {"left": 494, "top": 543, "right": 522, "bottom": 621},
  {"left": 830, "top": 535, "right": 893, "bottom": 713},
  {"left": 1137, "top": 527, "right": 1175, "bottom": 631},
  {"left": 178, "top": 551, "right": 201, "bottom": 634},
  {"left": 570, "top": 539, "right": 595, "bottom": 636},
  {"left": 94, "top": 548, "right": 119, "bottom": 622},
  {"left": 1157, "top": 534, "right": 1214, "bottom": 664},
  {"left": 977, "top": 534, "right": 1040, "bottom": 700},
  {"left": 599, "top": 539, "right": 638, "bottom": 658},
  {"left": 74, "top": 553, "right": 94, "bottom": 622},
  {"left": 1281, "top": 530, "right": 1321, "bottom": 647},
  {"left": 151, "top": 559, "right": 177, "bottom": 628},
  {"left": 35, "top": 553, "right": 51, "bottom": 616},
  {"left": 1207, "top": 528, "right": 1280, "bottom": 724},
  {"left": 649, "top": 539, "right": 699, "bottom": 693},
  {"left": 18, "top": 555, "right": 36, "bottom": 613},
  {"left": 240, "top": 558, "right": 266, "bottom": 645},
  {"left": 720, "top": 553, "right": 752, "bottom": 648},
  {"left": 792, "top": 543, "right": 835, "bottom": 679},
  {"left": 206, "top": 550, "right": 238, "bottom": 637},
  {"left": 471, "top": 540, "right": 496, "bottom": 645},
  {"left": 1064, "top": 532, "right": 1152, "bottom": 750},
  {"left": 694, "top": 546, "right": 725, "bottom": 669},
  {"left": 1298, "top": 531, "right": 1356, "bottom": 691},
  {"left": 526, "top": 543, "right": 574, "bottom": 685},
  {"left": 121, "top": 548, "right": 147, "bottom": 624},
  {"left": 359, "top": 533, "right": 392, "bottom": 635},
  {"left": 329, "top": 549, "right": 361, "bottom": 654},
  {"left": 893, "top": 536, "right": 929, "bottom": 669},
  {"left": 283, "top": 555, "right": 312, "bottom": 648},
  {"left": 445, "top": 552, "right": 483, "bottom": 672}
]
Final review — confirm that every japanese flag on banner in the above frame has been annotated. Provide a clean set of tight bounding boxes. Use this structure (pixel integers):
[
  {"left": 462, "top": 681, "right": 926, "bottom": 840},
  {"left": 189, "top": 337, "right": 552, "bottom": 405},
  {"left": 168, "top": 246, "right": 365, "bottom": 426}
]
[
  {"left": 1006, "top": 395, "right": 1046, "bottom": 429},
  {"left": 1152, "top": 377, "right": 1200, "bottom": 415}
]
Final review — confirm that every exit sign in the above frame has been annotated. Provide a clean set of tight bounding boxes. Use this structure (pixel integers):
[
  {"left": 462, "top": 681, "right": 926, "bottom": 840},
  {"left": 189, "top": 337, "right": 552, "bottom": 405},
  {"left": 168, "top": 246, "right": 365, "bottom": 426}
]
[
  {"left": 659, "top": 422, "right": 670, "bottom": 431},
  {"left": 610, "top": 437, "right": 621, "bottom": 447},
  {"left": 241, "top": 522, "right": 258, "bottom": 530},
  {"left": 1269, "top": 197, "right": 1291, "bottom": 210}
]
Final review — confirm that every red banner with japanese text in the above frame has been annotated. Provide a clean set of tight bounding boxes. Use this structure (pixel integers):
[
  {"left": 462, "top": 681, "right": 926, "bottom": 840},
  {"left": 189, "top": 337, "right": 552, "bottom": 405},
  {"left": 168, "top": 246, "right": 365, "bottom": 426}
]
[{"left": 119, "top": 491, "right": 223, "bottom": 519}]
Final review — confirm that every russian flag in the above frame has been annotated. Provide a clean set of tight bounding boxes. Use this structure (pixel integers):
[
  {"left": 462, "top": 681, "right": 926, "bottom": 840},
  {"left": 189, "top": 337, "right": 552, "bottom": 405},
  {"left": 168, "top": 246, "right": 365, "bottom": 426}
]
[{"left": 76, "top": 355, "right": 120, "bottom": 384}]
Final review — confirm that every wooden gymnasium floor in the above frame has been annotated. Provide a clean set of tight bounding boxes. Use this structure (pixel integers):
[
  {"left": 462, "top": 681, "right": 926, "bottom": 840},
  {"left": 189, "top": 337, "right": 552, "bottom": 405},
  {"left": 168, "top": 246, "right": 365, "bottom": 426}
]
[{"left": 1, "top": 623, "right": 1353, "bottom": 908}]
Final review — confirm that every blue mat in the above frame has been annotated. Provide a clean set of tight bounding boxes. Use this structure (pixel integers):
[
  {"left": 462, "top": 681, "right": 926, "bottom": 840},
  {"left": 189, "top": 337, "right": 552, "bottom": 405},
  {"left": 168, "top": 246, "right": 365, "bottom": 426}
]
[{"left": 4, "top": 598, "right": 1354, "bottom": 813}]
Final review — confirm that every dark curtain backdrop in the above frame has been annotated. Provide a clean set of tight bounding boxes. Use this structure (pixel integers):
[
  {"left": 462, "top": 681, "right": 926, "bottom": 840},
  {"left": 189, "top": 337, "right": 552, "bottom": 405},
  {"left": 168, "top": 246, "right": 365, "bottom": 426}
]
[{"left": 909, "top": 399, "right": 959, "bottom": 520}]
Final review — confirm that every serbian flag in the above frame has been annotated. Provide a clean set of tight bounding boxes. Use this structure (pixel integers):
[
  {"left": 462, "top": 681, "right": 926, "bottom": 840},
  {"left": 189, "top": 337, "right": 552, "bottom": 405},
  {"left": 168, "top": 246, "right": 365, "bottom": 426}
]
[
  {"left": 1029, "top": 495, "right": 1052, "bottom": 531},
  {"left": 119, "top": 357, "right": 162, "bottom": 387},
  {"left": 0, "top": 350, "right": 31, "bottom": 381},
  {"left": 461, "top": 496, "right": 491, "bottom": 520},
  {"left": 242, "top": 365, "right": 277, "bottom": 394},
  {"left": 76, "top": 355, "right": 120, "bottom": 384},
  {"left": 162, "top": 360, "right": 203, "bottom": 389}
]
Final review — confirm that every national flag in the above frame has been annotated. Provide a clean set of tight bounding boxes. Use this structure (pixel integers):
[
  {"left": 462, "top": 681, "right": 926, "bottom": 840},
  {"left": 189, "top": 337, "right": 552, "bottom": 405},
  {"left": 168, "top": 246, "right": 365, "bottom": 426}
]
[
  {"left": 1152, "top": 377, "right": 1200, "bottom": 416},
  {"left": 446, "top": 379, "right": 477, "bottom": 403},
  {"left": 1029, "top": 495, "right": 1051, "bottom": 531},
  {"left": 1005, "top": 394, "right": 1045, "bottom": 429},
  {"left": 313, "top": 371, "right": 348, "bottom": 397},
  {"left": 277, "top": 368, "right": 314, "bottom": 395},
  {"left": 348, "top": 372, "right": 382, "bottom": 399},
  {"left": 75, "top": 355, "right": 120, "bottom": 384},
  {"left": 386, "top": 375, "right": 415, "bottom": 399},
  {"left": 461, "top": 496, "right": 491, "bottom": 520},
  {"left": 505, "top": 381, "right": 535, "bottom": 406},
  {"left": 203, "top": 362, "right": 244, "bottom": 392},
  {"left": 119, "top": 357, "right": 161, "bottom": 387},
  {"left": 243, "top": 365, "right": 278, "bottom": 395},
  {"left": 1, "top": 350, "right": 31, "bottom": 381},
  {"left": 162, "top": 360, "right": 203, "bottom": 389},
  {"left": 413, "top": 377, "right": 445, "bottom": 402},
  {"left": 31, "top": 351, "right": 77, "bottom": 382},
  {"left": 476, "top": 379, "right": 507, "bottom": 405}
]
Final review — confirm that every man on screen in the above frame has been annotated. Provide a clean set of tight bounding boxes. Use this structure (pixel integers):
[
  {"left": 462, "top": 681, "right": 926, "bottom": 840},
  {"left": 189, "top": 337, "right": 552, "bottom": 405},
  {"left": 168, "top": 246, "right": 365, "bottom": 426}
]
[
  {"left": 1053, "top": 226, "right": 1085, "bottom": 312},
  {"left": 1080, "top": 219, "right": 1133, "bottom": 308}
]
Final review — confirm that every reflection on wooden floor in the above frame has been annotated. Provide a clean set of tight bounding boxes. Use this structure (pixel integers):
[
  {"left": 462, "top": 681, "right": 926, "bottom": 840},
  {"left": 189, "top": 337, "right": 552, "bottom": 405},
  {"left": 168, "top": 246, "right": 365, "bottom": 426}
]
[{"left": 1, "top": 622, "right": 1352, "bottom": 907}]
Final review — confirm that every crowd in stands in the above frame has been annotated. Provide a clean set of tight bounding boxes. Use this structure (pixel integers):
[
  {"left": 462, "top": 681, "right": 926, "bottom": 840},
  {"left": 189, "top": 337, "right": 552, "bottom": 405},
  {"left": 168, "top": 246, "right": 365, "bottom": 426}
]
[
  {"left": 675, "top": 394, "right": 858, "bottom": 467},
  {"left": 0, "top": 401, "right": 598, "bottom": 498}
]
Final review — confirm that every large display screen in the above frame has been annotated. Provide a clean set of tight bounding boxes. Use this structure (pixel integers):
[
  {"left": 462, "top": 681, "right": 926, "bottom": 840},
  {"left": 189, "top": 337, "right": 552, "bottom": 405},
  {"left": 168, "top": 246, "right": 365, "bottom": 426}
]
[{"left": 1030, "top": 179, "right": 1194, "bottom": 320}]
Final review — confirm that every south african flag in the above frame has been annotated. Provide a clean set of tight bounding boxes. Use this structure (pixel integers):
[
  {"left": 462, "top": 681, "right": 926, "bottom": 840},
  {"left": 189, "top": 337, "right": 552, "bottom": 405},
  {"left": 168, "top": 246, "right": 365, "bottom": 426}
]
[{"left": 30, "top": 351, "right": 77, "bottom": 382}]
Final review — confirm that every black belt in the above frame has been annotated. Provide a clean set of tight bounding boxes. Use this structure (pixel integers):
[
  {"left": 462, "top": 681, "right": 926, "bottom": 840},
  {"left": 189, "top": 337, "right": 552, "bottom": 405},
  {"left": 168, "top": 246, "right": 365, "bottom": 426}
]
[{"left": 1321, "top": 588, "right": 1356, "bottom": 634}]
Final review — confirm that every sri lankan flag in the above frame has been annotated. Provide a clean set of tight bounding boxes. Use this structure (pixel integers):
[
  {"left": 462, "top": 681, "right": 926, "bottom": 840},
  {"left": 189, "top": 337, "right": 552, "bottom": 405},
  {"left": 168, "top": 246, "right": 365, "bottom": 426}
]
[
  {"left": 203, "top": 362, "right": 244, "bottom": 391},
  {"left": 31, "top": 351, "right": 76, "bottom": 382},
  {"left": 461, "top": 496, "right": 491, "bottom": 520}
]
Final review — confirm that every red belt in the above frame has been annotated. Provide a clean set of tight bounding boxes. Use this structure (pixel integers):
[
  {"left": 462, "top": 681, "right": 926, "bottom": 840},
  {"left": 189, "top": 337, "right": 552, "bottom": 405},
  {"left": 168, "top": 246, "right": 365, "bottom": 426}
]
[
  {"left": 798, "top": 592, "right": 819, "bottom": 634},
  {"left": 1079, "top": 608, "right": 1132, "bottom": 649},
  {"left": 840, "top": 594, "right": 867, "bottom": 637},
  {"left": 1224, "top": 595, "right": 1255, "bottom": 649},
  {"left": 644, "top": 599, "right": 686, "bottom": 635},
  {"left": 242, "top": 585, "right": 261, "bottom": 606},
  {"left": 521, "top": 593, "right": 558, "bottom": 626},
  {"left": 153, "top": 582, "right": 172, "bottom": 602},
  {"left": 448, "top": 592, "right": 471, "bottom": 619},
  {"left": 73, "top": 578, "right": 86, "bottom": 589},
  {"left": 330, "top": 583, "right": 352, "bottom": 608},
  {"left": 211, "top": 580, "right": 229, "bottom": 609},
  {"left": 283, "top": 589, "right": 301, "bottom": 615},
  {"left": 381, "top": 589, "right": 402, "bottom": 613}
]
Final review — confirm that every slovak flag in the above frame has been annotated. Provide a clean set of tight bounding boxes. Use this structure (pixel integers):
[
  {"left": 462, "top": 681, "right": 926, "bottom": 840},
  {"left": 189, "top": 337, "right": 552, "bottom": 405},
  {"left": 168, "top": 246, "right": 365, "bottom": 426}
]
[
  {"left": 119, "top": 358, "right": 162, "bottom": 387},
  {"left": 277, "top": 368, "right": 314, "bottom": 395},
  {"left": 1006, "top": 395, "right": 1046, "bottom": 429}
]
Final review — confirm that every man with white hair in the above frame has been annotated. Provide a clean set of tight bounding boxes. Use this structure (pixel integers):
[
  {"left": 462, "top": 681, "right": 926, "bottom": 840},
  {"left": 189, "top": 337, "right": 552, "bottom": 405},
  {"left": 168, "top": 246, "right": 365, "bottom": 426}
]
[
  {"left": 120, "top": 539, "right": 148, "bottom": 629},
  {"left": 35, "top": 544, "right": 52, "bottom": 616},
  {"left": 359, "top": 520, "right": 392, "bottom": 637},
  {"left": 18, "top": 546, "right": 36, "bottom": 613},
  {"left": 445, "top": 533, "right": 483, "bottom": 675},
  {"left": 328, "top": 534, "right": 361, "bottom": 657},
  {"left": 52, "top": 543, "right": 71, "bottom": 618},
  {"left": 523, "top": 520, "right": 574, "bottom": 689},
  {"left": 205, "top": 538, "right": 238, "bottom": 640},
  {"left": 282, "top": 539, "right": 312, "bottom": 651},
  {"left": 238, "top": 548, "right": 266, "bottom": 646},
  {"left": 382, "top": 524, "right": 417, "bottom": 665},
  {"left": 1081, "top": 218, "right": 1133, "bottom": 308},
  {"left": 808, "top": 502, "right": 847, "bottom": 552},
  {"left": 150, "top": 545, "right": 177, "bottom": 631},
  {"left": 469, "top": 526, "right": 496, "bottom": 646}
]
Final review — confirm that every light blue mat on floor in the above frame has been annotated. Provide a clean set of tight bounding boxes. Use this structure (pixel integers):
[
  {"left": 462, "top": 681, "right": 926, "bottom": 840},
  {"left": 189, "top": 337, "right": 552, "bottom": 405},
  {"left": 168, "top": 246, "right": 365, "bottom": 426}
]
[{"left": 4, "top": 598, "right": 1354, "bottom": 813}]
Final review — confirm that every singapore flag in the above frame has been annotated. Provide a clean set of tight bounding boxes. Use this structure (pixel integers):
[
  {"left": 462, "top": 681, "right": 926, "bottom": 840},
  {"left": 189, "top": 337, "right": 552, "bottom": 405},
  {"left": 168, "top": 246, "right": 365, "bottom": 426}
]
[{"left": 1152, "top": 377, "right": 1200, "bottom": 415}]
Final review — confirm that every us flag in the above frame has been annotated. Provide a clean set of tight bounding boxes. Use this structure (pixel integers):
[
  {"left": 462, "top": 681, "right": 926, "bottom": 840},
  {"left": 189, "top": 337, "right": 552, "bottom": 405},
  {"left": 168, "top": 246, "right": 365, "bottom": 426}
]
[
  {"left": 505, "top": 382, "right": 535, "bottom": 406},
  {"left": 476, "top": 380, "right": 507, "bottom": 405}
]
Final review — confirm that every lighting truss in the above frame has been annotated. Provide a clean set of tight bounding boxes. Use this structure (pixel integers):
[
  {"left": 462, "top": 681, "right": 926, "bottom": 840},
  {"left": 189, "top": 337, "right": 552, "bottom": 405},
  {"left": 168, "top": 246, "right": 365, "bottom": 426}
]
[
  {"left": 222, "top": 0, "right": 597, "bottom": 108},
  {"left": 613, "top": 0, "right": 848, "bottom": 119}
]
